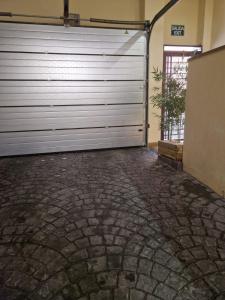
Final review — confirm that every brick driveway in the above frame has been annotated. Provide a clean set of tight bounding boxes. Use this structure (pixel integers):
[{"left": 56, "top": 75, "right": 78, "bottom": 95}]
[{"left": 0, "top": 148, "right": 225, "bottom": 300}]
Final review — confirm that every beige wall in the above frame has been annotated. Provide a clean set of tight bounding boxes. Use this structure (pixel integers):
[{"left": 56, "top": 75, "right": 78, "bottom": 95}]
[
  {"left": 202, "top": 0, "right": 214, "bottom": 51},
  {"left": 0, "top": 0, "right": 63, "bottom": 24},
  {"left": 145, "top": 0, "right": 165, "bottom": 143},
  {"left": 72, "top": 0, "right": 144, "bottom": 24},
  {"left": 211, "top": 0, "right": 225, "bottom": 48},
  {"left": 164, "top": 0, "right": 205, "bottom": 45},
  {"left": 0, "top": 0, "right": 144, "bottom": 26},
  {"left": 183, "top": 47, "right": 225, "bottom": 197}
]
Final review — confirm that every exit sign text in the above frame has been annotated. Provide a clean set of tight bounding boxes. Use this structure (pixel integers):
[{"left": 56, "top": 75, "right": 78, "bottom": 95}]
[{"left": 171, "top": 25, "right": 185, "bottom": 36}]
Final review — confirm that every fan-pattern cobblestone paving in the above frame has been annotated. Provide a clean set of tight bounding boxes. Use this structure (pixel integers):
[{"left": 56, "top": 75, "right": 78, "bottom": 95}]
[{"left": 0, "top": 148, "right": 225, "bottom": 300}]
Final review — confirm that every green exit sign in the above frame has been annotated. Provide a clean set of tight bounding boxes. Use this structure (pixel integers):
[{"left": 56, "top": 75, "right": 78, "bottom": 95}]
[{"left": 171, "top": 25, "right": 185, "bottom": 36}]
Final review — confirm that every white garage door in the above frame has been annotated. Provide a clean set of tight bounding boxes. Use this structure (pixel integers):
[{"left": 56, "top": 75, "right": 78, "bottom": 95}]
[{"left": 0, "top": 22, "right": 147, "bottom": 156}]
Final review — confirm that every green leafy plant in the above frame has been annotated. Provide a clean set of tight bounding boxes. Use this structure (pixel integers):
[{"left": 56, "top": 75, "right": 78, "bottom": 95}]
[{"left": 150, "top": 66, "right": 187, "bottom": 141}]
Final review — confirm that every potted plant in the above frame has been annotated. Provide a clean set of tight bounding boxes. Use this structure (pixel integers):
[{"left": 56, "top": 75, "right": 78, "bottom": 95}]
[{"left": 150, "top": 66, "right": 186, "bottom": 161}]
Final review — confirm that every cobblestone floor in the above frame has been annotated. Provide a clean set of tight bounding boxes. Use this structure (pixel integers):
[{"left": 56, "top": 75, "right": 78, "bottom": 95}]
[{"left": 0, "top": 148, "right": 225, "bottom": 300}]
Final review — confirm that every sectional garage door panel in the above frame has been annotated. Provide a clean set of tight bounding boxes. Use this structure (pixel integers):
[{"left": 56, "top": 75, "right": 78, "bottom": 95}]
[
  {"left": 0, "top": 104, "right": 144, "bottom": 132},
  {"left": 0, "top": 23, "right": 146, "bottom": 156},
  {"left": 0, "top": 23, "right": 146, "bottom": 55},
  {"left": 0, "top": 81, "right": 145, "bottom": 106},
  {"left": 0, "top": 22, "right": 145, "bottom": 42},
  {"left": 0, "top": 53, "right": 145, "bottom": 81},
  {"left": 0, "top": 126, "right": 144, "bottom": 157},
  {"left": 0, "top": 53, "right": 145, "bottom": 67}
]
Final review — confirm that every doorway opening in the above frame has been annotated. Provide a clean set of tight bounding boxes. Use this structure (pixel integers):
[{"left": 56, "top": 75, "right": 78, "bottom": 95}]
[{"left": 162, "top": 45, "right": 202, "bottom": 142}]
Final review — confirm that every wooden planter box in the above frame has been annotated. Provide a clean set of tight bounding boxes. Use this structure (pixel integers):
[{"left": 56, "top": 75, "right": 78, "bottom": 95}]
[{"left": 158, "top": 140, "right": 183, "bottom": 161}]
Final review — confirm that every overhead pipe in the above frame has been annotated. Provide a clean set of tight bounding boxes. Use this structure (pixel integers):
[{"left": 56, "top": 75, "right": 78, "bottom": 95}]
[
  {"left": 64, "top": 0, "right": 69, "bottom": 26},
  {"left": 0, "top": 13, "right": 144, "bottom": 27},
  {"left": 0, "top": 12, "right": 61, "bottom": 19},
  {"left": 89, "top": 18, "right": 146, "bottom": 26},
  {"left": 64, "top": 0, "right": 69, "bottom": 18},
  {"left": 0, "top": 12, "right": 146, "bottom": 27}
]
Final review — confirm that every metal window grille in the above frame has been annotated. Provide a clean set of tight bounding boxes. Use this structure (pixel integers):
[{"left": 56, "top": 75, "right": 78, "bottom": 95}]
[{"left": 162, "top": 49, "right": 200, "bottom": 142}]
